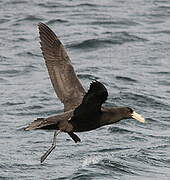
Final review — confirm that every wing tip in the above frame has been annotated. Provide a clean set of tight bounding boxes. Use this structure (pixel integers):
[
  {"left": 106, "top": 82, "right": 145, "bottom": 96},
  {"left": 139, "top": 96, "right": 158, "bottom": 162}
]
[
  {"left": 38, "top": 22, "right": 46, "bottom": 28},
  {"left": 90, "top": 80, "right": 107, "bottom": 92},
  {"left": 86, "top": 80, "right": 108, "bottom": 103},
  {"left": 37, "top": 22, "right": 59, "bottom": 44}
]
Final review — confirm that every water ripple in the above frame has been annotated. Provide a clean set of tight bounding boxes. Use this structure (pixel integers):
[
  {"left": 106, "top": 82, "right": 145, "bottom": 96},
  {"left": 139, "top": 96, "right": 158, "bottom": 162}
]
[
  {"left": 69, "top": 32, "right": 147, "bottom": 50},
  {"left": 1, "top": 0, "right": 170, "bottom": 179}
]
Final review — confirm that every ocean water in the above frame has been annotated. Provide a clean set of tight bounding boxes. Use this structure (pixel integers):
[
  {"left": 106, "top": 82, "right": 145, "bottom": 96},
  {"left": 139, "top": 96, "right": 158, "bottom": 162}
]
[{"left": 0, "top": 0, "right": 170, "bottom": 179}]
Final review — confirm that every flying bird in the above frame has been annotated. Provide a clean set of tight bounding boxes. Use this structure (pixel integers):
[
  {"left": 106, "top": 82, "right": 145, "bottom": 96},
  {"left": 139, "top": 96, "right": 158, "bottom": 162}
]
[{"left": 25, "top": 23, "right": 145, "bottom": 163}]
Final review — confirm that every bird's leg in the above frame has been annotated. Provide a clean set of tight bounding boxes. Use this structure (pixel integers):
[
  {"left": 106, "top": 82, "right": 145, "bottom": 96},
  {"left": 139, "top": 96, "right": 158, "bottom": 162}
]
[
  {"left": 68, "top": 132, "right": 81, "bottom": 143},
  {"left": 40, "top": 130, "right": 60, "bottom": 163}
]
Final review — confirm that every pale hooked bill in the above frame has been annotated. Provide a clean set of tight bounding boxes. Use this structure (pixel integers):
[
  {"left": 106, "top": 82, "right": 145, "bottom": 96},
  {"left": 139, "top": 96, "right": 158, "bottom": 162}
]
[{"left": 131, "top": 111, "right": 145, "bottom": 123}]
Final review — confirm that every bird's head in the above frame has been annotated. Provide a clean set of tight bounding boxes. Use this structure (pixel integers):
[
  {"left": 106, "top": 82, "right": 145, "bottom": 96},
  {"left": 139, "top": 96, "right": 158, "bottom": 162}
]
[
  {"left": 100, "top": 107, "right": 145, "bottom": 126},
  {"left": 123, "top": 107, "right": 145, "bottom": 123}
]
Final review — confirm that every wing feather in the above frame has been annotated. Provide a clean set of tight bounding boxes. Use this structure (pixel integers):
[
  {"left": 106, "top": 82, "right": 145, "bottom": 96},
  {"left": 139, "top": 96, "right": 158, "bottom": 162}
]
[
  {"left": 38, "top": 23, "right": 85, "bottom": 111},
  {"left": 74, "top": 81, "right": 108, "bottom": 116},
  {"left": 71, "top": 81, "right": 108, "bottom": 125},
  {"left": 69, "top": 81, "right": 108, "bottom": 131}
]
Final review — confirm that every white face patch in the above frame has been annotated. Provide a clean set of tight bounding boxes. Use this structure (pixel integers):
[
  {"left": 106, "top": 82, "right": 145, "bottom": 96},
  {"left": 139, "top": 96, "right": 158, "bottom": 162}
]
[{"left": 131, "top": 111, "right": 145, "bottom": 123}]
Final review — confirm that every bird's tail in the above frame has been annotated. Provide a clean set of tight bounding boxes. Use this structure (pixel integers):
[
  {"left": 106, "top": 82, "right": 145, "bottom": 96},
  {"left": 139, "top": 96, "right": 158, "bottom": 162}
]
[
  {"left": 25, "top": 118, "right": 50, "bottom": 130},
  {"left": 25, "top": 110, "right": 73, "bottom": 131}
]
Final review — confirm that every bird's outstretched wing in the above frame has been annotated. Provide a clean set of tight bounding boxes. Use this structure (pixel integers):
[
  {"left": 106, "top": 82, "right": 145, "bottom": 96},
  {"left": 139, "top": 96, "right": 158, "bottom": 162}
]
[
  {"left": 75, "top": 81, "right": 108, "bottom": 114},
  {"left": 38, "top": 23, "right": 85, "bottom": 111},
  {"left": 70, "top": 81, "right": 108, "bottom": 131}
]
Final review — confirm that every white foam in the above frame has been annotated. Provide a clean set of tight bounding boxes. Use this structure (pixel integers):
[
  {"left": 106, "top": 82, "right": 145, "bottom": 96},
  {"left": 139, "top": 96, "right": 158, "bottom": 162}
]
[{"left": 81, "top": 155, "right": 102, "bottom": 167}]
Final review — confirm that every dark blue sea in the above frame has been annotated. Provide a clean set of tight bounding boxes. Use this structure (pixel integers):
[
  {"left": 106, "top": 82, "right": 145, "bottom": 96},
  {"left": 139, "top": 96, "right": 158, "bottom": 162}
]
[{"left": 0, "top": 0, "right": 170, "bottom": 179}]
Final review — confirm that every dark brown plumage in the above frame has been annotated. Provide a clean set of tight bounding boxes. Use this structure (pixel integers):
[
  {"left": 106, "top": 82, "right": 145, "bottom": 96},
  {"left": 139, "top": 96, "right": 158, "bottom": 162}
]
[
  {"left": 70, "top": 81, "right": 108, "bottom": 132},
  {"left": 25, "top": 23, "right": 145, "bottom": 163},
  {"left": 38, "top": 22, "right": 85, "bottom": 112}
]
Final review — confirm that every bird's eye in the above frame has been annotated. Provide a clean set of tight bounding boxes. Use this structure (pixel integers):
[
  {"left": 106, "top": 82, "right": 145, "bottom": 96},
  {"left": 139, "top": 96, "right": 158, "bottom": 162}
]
[{"left": 127, "top": 107, "right": 133, "bottom": 113}]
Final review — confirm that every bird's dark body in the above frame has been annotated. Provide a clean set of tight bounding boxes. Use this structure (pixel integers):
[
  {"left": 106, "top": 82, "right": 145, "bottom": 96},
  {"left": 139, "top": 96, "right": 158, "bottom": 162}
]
[
  {"left": 40, "top": 114, "right": 101, "bottom": 132},
  {"left": 40, "top": 81, "right": 107, "bottom": 132},
  {"left": 69, "top": 81, "right": 108, "bottom": 132},
  {"left": 70, "top": 112, "right": 101, "bottom": 132}
]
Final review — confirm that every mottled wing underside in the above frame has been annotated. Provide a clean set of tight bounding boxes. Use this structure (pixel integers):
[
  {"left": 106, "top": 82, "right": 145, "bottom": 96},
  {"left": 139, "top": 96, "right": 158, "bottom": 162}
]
[{"left": 38, "top": 23, "right": 85, "bottom": 111}]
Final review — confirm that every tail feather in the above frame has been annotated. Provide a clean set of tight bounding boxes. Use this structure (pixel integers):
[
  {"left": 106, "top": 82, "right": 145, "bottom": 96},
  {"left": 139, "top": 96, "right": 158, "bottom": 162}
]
[
  {"left": 25, "top": 110, "right": 73, "bottom": 131},
  {"left": 25, "top": 118, "right": 49, "bottom": 130}
]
